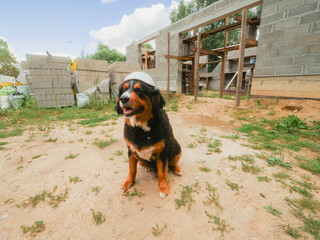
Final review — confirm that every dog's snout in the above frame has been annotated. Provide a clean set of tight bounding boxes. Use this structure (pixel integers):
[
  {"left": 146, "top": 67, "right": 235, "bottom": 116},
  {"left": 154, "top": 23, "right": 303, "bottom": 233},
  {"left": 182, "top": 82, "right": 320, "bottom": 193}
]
[{"left": 120, "top": 95, "right": 129, "bottom": 104}]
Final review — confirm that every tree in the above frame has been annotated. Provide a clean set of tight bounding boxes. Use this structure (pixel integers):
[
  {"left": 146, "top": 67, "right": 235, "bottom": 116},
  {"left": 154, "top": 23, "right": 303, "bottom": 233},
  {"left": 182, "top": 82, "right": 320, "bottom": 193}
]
[
  {"left": 88, "top": 43, "right": 126, "bottom": 64},
  {"left": 0, "top": 39, "right": 20, "bottom": 78},
  {"left": 141, "top": 43, "right": 153, "bottom": 50}
]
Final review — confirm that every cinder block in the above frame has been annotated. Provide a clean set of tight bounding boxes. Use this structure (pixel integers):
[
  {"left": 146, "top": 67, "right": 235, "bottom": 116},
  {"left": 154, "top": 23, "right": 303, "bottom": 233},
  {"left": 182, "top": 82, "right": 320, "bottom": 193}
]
[
  {"left": 300, "top": 12, "right": 320, "bottom": 24},
  {"left": 275, "top": 65, "right": 303, "bottom": 75},
  {"left": 288, "top": 2, "right": 318, "bottom": 17},
  {"left": 276, "top": 0, "right": 302, "bottom": 12},
  {"left": 273, "top": 17, "right": 299, "bottom": 31}
]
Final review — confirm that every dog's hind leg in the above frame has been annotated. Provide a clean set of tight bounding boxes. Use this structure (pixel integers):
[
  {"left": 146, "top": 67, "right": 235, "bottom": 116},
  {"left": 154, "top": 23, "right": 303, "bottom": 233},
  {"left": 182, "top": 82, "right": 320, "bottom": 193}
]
[
  {"left": 169, "top": 151, "right": 182, "bottom": 176},
  {"left": 121, "top": 152, "right": 138, "bottom": 192}
]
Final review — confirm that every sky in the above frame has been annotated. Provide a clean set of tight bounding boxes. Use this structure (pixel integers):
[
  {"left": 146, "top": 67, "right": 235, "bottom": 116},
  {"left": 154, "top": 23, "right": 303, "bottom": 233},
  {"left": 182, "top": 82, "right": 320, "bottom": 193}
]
[{"left": 0, "top": 0, "right": 182, "bottom": 62}]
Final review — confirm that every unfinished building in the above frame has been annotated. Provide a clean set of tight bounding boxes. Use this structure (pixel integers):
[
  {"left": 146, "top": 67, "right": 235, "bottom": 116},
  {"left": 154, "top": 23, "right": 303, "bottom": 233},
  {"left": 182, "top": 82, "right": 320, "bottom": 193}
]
[{"left": 126, "top": 0, "right": 320, "bottom": 100}]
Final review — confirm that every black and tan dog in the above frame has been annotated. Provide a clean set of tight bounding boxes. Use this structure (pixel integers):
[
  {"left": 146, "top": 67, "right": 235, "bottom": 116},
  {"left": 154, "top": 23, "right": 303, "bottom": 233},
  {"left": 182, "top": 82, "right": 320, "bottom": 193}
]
[{"left": 116, "top": 72, "right": 182, "bottom": 198}]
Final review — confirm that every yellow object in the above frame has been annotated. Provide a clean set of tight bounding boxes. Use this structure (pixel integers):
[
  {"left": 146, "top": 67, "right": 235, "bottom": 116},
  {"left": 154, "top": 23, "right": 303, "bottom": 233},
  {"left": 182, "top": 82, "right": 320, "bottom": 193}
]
[
  {"left": 0, "top": 82, "right": 23, "bottom": 89},
  {"left": 71, "top": 59, "right": 78, "bottom": 73}
]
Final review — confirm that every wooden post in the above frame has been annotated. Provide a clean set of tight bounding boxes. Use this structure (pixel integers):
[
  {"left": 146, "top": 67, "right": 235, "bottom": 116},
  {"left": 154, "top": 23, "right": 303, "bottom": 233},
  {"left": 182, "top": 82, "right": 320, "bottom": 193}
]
[
  {"left": 144, "top": 45, "right": 148, "bottom": 70},
  {"left": 194, "top": 31, "right": 201, "bottom": 102},
  {"left": 167, "top": 32, "right": 170, "bottom": 99},
  {"left": 235, "top": 8, "right": 247, "bottom": 107},
  {"left": 247, "top": 64, "right": 254, "bottom": 99},
  {"left": 220, "top": 16, "right": 229, "bottom": 98}
]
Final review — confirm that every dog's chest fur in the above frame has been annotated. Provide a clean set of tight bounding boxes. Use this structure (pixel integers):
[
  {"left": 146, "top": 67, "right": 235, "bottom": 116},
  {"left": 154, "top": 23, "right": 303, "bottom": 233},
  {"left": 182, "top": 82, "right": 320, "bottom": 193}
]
[
  {"left": 129, "top": 144, "right": 155, "bottom": 161},
  {"left": 124, "top": 120, "right": 163, "bottom": 161}
]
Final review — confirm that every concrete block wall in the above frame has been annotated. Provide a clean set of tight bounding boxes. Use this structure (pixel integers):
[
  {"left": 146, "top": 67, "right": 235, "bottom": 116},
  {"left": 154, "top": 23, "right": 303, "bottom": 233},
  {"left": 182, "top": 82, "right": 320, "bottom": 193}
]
[
  {"left": 252, "top": 0, "right": 320, "bottom": 98},
  {"left": 26, "top": 54, "right": 74, "bottom": 107},
  {"left": 76, "top": 58, "right": 109, "bottom": 92}
]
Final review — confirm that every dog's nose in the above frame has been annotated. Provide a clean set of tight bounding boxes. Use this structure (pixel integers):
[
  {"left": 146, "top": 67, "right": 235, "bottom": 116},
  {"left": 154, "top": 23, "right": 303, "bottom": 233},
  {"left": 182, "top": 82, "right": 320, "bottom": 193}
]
[{"left": 120, "top": 95, "right": 129, "bottom": 104}]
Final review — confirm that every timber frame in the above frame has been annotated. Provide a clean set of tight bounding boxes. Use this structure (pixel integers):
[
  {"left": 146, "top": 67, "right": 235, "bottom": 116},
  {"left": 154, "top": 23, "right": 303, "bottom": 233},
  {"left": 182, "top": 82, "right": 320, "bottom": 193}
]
[{"left": 164, "top": 2, "right": 262, "bottom": 106}]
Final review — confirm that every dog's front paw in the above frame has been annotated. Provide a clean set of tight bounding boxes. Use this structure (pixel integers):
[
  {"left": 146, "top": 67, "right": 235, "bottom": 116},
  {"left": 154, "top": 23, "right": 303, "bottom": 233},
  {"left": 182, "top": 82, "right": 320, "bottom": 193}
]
[
  {"left": 159, "top": 183, "right": 170, "bottom": 198},
  {"left": 121, "top": 180, "right": 134, "bottom": 192}
]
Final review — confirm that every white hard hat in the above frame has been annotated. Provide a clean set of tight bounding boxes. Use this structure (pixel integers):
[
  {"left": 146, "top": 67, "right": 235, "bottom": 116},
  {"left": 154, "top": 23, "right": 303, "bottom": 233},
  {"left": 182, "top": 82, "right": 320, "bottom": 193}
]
[{"left": 120, "top": 72, "right": 155, "bottom": 89}]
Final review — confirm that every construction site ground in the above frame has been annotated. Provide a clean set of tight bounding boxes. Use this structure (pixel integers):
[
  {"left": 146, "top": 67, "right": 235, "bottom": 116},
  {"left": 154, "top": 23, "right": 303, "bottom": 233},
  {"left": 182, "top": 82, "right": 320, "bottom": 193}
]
[{"left": 0, "top": 93, "right": 319, "bottom": 240}]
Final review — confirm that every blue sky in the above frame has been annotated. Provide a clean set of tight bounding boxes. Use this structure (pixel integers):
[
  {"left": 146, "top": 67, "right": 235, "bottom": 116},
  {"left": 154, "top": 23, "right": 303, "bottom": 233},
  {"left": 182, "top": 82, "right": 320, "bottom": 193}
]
[{"left": 1, "top": 0, "right": 178, "bottom": 61}]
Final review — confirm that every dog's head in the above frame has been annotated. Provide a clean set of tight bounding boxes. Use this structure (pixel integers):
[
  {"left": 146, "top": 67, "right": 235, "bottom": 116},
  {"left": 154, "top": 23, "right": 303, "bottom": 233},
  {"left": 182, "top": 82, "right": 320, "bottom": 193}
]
[{"left": 116, "top": 76, "right": 165, "bottom": 122}]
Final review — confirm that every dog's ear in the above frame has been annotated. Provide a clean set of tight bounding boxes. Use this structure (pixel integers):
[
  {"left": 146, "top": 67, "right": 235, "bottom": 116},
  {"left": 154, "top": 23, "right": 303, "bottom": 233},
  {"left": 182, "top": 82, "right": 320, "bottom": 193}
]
[
  {"left": 115, "top": 94, "right": 123, "bottom": 115},
  {"left": 150, "top": 87, "right": 165, "bottom": 114}
]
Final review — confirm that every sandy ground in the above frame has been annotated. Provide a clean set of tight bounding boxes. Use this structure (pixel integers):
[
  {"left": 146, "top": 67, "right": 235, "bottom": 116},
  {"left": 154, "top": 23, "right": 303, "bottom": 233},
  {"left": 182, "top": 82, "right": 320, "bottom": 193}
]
[{"left": 0, "top": 96, "right": 319, "bottom": 240}]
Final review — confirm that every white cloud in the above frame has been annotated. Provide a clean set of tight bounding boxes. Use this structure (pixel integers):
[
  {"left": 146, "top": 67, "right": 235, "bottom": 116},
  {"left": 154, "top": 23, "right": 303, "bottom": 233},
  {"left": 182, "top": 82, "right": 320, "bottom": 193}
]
[
  {"left": 89, "top": 2, "right": 178, "bottom": 54},
  {"left": 101, "top": 0, "right": 118, "bottom": 3}
]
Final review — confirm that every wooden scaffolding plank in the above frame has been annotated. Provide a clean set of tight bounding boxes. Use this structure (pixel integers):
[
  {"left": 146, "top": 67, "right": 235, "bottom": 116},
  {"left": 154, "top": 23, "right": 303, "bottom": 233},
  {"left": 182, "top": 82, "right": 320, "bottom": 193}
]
[
  {"left": 220, "top": 16, "right": 229, "bottom": 98},
  {"left": 194, "top": 32, "right": 201, "bottom": 102},
  {"left": 235, "top": 8, "right": 248, "bottom": 107},
  {"left": 167, "top": 32, "right": 170, "bottom": 99}
]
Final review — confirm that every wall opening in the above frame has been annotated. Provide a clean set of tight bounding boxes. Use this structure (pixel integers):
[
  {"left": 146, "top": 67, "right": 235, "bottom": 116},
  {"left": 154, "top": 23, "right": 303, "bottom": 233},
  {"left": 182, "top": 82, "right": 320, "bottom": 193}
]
[{"left": 139, "top": 39, "right": 156, "bottom": 70}]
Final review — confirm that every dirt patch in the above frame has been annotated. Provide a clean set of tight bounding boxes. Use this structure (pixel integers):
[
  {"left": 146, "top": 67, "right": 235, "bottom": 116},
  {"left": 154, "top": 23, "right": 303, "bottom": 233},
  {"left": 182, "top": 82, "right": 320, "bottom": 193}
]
[{"left": 0, "top": 96, "right": 319, "bottom": 239}]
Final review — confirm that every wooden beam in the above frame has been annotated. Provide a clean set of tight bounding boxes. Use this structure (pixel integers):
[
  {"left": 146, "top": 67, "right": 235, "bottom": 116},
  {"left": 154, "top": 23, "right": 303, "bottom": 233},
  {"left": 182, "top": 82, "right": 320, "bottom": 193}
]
[
  {"left": 167, "top": 32, "right": 170, "bottom": 99},
  {"left": 164, "top": 55, "right": 192, "bottom": 61},
  {"left": 190, "top": 46, "right": 223, "bottom": 57},
  {"left": 200, "top": 60, "right": 222, "bottom": 65},
  {"left": 183, "top": 16, "right": 260, "bottom": 43},
  {"left": 194, "top": 32, "right": 201, "bottom": 102},
  {"left": 235, "top": 8, "right": 247, "bottom": 107},
  {"left": 220, "top": 16, "right": 229, "bottom": 98}
]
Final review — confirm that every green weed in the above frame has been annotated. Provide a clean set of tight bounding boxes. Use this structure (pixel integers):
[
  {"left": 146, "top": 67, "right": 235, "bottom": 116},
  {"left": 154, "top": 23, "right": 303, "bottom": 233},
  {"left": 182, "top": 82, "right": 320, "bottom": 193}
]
[
  {"left": 175, "top": 181, "right": 199, "bottom": 210},
  {"left": 226, "top": 179, "right": 242, "bottom": 191},
  {"left": 21, "top": 221, "right": 45, "bottom": 237},
  {"left": 208, "top": 139, "right": 222, "bottom": 153},
  {"left": 78, "top": 113, "right": 118, "bottom": 125},
  {"left": 205, "top": 211, "right": 233, "bottom": 236},
  {"left": 264, "top": 204, "right": 282, "bottom": 217},
  {"left": 124, "top": 188, "right": 145, "bottom": 201},
  {"left": 241, "top": 162, "right": 262, "bottom": 174},
  {"left": 115, "top": 150, "right": 123, "bottom": 156},
  {"left": 16, "top": 186, "right": 68, "bottom": 208},
  {"left": 203, "top": 182, "right": 222, "bottom": 210},
  {"left": 257, "top": 176, "right": 271, "bottom": 182},
  {"left": 45, "top": 137, "right": 57, "bottom": 142},
  {"left": 91, "top": 209, "right": 106, "bottom": 225},
  {"left": 199, "top": 166, "right": 212, "bottom": 172},
  {"left": 165, "top": 98, "right": 179, "bottom": 112},
  {"left": 267, "top": 156, "right": 292, "bottom": 170},
  {"left": 16, "top": 165, "right": 23, "bottom": 170},
  {"left": 65, "top": 152, "right": 79, "bottom": 159},
  {"left": 152, "top": 224, "right": 167, "bottom": 236},
  {"left": 284, "top": 224, "right": 302, "bottom": 239},
  {"left": 228, "top": 154, "right": 254, "bottom": 164},
  {"left": 94, "top": 138, "right": 117, "bottom": 149},
  {"left": 297, "top": 156, "right": 320, "bottom": 175},
  {"left": 69, "top": 176, "right": 82, "bottom": 183},
  {"left": 0, "top": 128, "right": 24, "bottom": 138},
  {"left": 221, "top": 133, "right": 239, "bottom": 139},
  {"left": 187, "top": 142, "right": 197, "bottom": 148},
  {"left": 32, "top": 154, "right": 43, "bottom": 159}
]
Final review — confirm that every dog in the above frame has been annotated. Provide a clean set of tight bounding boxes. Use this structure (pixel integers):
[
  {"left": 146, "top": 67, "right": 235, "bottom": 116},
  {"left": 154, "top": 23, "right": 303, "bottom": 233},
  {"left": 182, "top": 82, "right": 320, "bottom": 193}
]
[{"left": 116, "top": 72, "right": 182, "bottom": 198}]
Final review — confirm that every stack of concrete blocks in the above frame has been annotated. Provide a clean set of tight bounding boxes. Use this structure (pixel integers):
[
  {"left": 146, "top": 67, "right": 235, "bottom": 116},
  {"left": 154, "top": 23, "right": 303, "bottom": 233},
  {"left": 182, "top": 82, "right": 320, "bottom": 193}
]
[
  {"left": 252, "top": 0, "right": 320, "bottom": 99},
  {"left": 76, "top": 59, "right": 109, "bottom": 92},
  {"left": 108, "top": 62, "right": 140, "bottom": 98},
  {"left": 26, "top": 54, "right": 74, "bottom": 107},
  {"left": 21, "top": 61, "right": 33, "bottom": 95}
]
